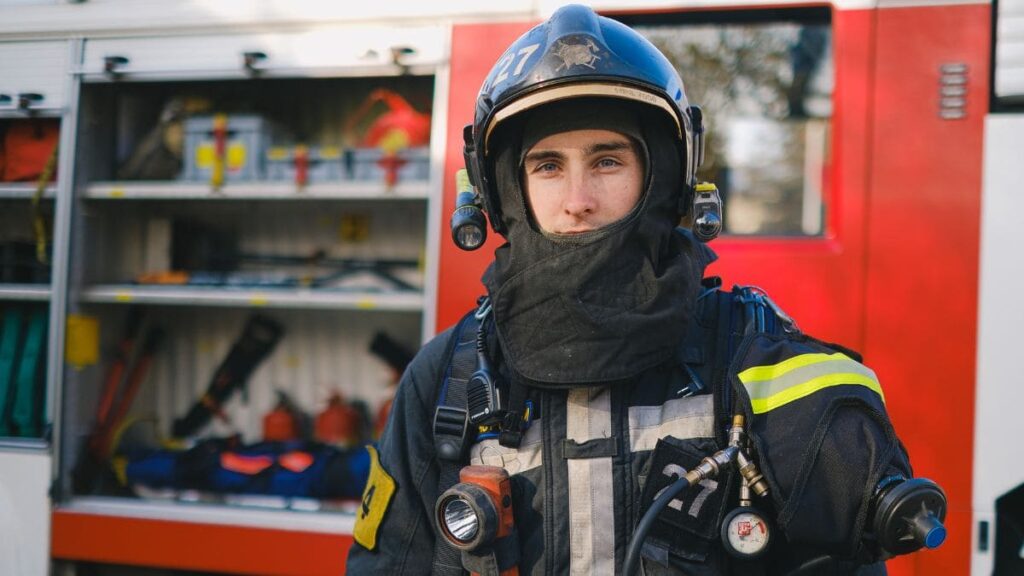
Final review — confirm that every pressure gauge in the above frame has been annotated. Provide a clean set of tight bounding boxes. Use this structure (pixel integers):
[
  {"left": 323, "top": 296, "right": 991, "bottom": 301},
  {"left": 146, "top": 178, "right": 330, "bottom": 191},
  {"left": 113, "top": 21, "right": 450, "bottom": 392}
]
[{"left": 721, "top": 507, "right": 771, "bottom": 559}]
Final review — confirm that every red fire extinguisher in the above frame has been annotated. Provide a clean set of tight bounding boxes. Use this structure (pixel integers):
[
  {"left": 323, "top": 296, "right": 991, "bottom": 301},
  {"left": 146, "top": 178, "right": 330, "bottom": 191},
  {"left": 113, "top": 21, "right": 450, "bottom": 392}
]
[
  {"left": 315, "top": 392, "right": 361, "bottom": 447},
  {"left": 263, "top": 391, "right": 299, "bottom": 442}
]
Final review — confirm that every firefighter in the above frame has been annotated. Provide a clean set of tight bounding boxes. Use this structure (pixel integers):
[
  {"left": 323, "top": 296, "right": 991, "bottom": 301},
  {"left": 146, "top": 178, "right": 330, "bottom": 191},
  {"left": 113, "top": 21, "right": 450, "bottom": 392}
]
[{"left": 347, "top": 5, "right": 936, "bottom": 574}]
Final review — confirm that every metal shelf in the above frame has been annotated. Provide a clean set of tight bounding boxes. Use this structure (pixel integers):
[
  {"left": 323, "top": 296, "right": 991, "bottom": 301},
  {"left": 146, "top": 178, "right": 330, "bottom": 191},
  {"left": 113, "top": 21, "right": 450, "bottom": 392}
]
[
  {"left": 0, "top": 284, "right": 51, "bottom": 301},
  {"left": 80, "top": 284, "right": 424, "bottom": 311},
  {"left": 0, "top": 110, "right": 63, "bottom": 120},
  {"left": 60, "top": 496, "right": 355, "bottom": 534},
  {"left": 0, "top": 438, "right": 48, "bottom": 452},
  {"left": 83, "top": 180, "right": 430, "bottom": 201},
  {"left": 0, "top": 184, "right": 56, "bottom": 199}
]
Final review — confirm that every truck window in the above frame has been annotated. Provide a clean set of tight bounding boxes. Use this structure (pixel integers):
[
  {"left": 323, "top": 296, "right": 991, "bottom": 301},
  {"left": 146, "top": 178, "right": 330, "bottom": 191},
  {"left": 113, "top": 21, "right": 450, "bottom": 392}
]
[{"left": 627, "top": 8, "right": 833, "bottom": 236}]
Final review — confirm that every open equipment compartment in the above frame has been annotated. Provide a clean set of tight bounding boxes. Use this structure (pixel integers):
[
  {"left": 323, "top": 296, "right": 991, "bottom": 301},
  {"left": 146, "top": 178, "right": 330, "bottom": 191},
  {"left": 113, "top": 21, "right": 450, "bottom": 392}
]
[
  {"left": 0, "top": 38, "right": 72, "bottom": 446},
  {"left": 56, "top": 32, "right": 443, "bottom": 533}
]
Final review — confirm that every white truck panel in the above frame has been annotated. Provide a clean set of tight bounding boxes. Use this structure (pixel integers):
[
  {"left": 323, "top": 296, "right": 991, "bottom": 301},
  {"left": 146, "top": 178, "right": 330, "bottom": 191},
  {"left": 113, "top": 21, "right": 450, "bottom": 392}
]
[
  {"left": 972, "top": 113, "right": 1024, "bottom": 575},
  {"left": 0, "top": 40, "right": 69, "bottom": 111},
  {"left": 81, "top": 26, "right": 446, "bottom": 80},
  {"left": 0, "top": 450, "right": 51, "bottom": 576},
  {"left": 0, "top": 0, "right": 531, "bottom": 38},
  {"left": 996, "top": 1, "right": 1024, "bottom": 100},
  {"left": 537, "top": 0, "right": 987, "bottom": 15}
]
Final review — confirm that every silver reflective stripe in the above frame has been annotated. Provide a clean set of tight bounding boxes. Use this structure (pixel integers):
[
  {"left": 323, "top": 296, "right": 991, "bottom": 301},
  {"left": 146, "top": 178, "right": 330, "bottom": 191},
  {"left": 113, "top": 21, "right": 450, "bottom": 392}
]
[
  {"left": 567, "top": 387, "right": 615, "bottom": 576},
  {"left": 628, "top": 394, "right": 716, "bottom": 453},
  {"left": 468, "top": 418, "right": 544, "bottom": 475},
  {"left": 741, "top": 355, "right": 878, "bottom": 400}
]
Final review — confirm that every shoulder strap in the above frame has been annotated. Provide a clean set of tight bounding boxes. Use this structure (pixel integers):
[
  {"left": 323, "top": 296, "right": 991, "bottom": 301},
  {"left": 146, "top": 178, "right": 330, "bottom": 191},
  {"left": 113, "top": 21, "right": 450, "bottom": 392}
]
[
  {"left": 433, "top": 309, "right": 480, "bottom": 461},
  {"left": 732, "top": 285, "right": 800, "bottom": 336},
  {"left": 432, "top": 305, "right": 483, "bottom": 576},
  {"left": 685, "top": 280, "right": 800, "bottom": 429}
]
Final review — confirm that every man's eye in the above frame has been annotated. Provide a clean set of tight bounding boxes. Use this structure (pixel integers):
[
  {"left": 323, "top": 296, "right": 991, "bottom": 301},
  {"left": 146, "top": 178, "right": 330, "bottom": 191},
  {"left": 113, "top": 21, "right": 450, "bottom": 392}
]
[
  {"left": 536, "top": 162, "right": 558, "bottom": 172},
  {"left": 597, "top": 157, "right": 622, "bottom": 168}
]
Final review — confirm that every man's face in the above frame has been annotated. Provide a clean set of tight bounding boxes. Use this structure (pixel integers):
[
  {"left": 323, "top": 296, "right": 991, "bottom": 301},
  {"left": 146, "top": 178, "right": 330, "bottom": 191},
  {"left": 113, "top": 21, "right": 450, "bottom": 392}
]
[{"left": 522, "top": 129, "right": 644, "bottom": 235}]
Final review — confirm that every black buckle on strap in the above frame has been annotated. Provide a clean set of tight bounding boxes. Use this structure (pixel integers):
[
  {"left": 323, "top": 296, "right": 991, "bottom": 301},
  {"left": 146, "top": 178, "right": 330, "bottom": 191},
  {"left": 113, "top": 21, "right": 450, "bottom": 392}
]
[
  {"left": 434, "top": 405, "right": 471, "bottom": 461},
  {"left": 498, "top": 410, "right": 523, "bottom": 449}
]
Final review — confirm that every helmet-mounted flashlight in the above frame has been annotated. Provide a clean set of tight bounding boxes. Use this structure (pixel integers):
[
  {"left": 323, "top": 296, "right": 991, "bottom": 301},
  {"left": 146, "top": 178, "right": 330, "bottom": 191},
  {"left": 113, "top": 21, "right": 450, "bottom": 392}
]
[
  {"left": 692, "top": 182, "right": 723, "bottom": 242},
  {"left": 451, "top": 169, "right": 488, "bottom": 251}
]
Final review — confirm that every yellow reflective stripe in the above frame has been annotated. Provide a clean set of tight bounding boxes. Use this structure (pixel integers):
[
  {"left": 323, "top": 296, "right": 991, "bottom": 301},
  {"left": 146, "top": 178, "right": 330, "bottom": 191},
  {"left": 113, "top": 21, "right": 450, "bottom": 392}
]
[
  {"left": 739, "top": 351, "right": 885, "bottom": 414},
  {"left": 738, "top": 351, "right": 849, "bottom": 383},
  {"left": 742, "top": 356, "right": 876, "bottom": 398},
  {"left": 749, "top": 372, "right": 885, "bottom": 414}
]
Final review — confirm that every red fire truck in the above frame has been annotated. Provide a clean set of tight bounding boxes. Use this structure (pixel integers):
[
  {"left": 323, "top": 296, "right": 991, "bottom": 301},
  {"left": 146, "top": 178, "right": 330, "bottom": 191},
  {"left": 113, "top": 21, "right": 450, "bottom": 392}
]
[{"left": 0, "top": 1, "right": 1019, "bottom": 574}]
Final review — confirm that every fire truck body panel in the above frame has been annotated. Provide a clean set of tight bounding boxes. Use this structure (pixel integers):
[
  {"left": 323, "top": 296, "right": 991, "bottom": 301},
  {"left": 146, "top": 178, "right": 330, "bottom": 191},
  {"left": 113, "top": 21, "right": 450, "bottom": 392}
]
[{"left": 0, "top": 1, "right": 1018, "bottom": 573}]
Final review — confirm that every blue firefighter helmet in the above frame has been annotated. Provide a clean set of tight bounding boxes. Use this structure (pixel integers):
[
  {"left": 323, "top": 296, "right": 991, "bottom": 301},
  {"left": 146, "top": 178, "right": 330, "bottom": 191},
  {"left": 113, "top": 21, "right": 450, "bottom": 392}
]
[{"left": 462, "top": 4, "right": 704, "bottom": 236}]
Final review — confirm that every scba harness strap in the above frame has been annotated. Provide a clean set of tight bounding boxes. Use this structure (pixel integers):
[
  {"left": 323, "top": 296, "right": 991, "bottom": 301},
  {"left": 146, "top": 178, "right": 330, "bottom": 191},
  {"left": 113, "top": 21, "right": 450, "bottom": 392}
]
[
  {"left": 430, "top": 283, "right": 793, "bottom": 575},
  {"left": 431, "top": 310, "right": 480, "bottom": 574}
]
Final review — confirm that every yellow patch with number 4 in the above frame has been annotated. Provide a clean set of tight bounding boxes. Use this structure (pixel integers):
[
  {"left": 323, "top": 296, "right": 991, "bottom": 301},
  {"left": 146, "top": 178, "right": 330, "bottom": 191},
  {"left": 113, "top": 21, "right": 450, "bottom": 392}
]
[{"left": 354, "top": 445, "right": 396, "bottom": 550}]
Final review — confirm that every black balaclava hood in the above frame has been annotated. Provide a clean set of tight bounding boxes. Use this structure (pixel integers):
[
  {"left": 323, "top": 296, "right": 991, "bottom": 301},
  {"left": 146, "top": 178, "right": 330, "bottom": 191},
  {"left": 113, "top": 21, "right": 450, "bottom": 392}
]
[{"left": 482, "top": 98, "right": 709, "bottom": 388}]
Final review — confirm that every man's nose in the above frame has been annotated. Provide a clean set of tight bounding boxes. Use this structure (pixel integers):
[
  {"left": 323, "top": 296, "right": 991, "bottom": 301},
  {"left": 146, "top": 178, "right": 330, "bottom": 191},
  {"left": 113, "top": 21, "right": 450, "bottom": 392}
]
[{"left": 563, "top": 169, "right": 597, "bottom": 217}]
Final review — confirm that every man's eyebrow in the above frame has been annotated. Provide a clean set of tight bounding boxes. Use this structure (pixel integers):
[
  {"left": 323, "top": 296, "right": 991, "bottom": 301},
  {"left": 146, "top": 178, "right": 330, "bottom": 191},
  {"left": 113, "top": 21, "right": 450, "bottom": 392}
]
[
  {"left": 523, "top": 149, "right": 566, "bottom": 164},
  {"left": 524, "top": 140, "right": 634, "bottom": 164},
  {"left": 584, "top": 140, "right": 633, "bottom": 156}
]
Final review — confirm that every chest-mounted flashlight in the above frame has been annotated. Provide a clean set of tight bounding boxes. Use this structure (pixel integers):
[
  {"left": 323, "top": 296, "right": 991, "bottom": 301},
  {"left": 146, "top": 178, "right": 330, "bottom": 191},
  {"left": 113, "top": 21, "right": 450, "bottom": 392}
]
[
  {"left": 436, "top": 465, "right": 520, "bottom": 576},
  {"left": 451, "top": 169, "right": 488, "bottom": 250}
]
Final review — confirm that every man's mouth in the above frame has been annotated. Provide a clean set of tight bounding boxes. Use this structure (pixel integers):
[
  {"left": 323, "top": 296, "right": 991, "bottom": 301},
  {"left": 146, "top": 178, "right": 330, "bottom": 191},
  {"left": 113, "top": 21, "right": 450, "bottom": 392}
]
[{"left": 556, "top": 226, "right": 595, "bottom": 235}]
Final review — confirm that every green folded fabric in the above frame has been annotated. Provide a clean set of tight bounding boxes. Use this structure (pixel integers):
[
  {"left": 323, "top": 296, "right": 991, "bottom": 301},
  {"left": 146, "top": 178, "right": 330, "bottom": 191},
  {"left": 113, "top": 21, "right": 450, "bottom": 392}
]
[
  {"left": 12, "top": 307, "right": 47, "bottom": 438},
  {"left": 0, "top": 307, "right": 25, "bottom": 436}
]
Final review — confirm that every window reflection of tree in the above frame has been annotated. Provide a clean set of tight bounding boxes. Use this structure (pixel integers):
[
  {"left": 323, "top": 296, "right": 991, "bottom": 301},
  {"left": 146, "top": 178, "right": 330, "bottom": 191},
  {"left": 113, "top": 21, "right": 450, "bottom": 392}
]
[{"left": 635, "top": 23, "right": 832, "bottom": 236}]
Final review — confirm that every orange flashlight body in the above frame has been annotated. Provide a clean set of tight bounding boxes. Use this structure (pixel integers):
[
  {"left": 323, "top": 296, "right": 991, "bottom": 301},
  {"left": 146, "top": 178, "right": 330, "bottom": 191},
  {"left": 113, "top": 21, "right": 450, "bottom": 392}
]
[{"left": 458, "top": 465, "right": 515, "bottom": 541}]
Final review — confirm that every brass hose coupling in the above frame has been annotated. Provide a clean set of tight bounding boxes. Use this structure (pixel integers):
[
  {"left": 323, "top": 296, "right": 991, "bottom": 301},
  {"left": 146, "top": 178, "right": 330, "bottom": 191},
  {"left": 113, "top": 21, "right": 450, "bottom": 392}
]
[{"left": 728, "top": 414, "right": 770, "bottom": 498}]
